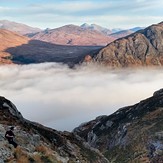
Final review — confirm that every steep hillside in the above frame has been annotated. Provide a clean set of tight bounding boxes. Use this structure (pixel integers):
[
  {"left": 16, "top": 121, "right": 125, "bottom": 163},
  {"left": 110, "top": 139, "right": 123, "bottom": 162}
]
[
  {"left": 0, "top": 29, "right": 29, "bottom": 64},
  {"left": 0, "top": 20, "right": 41, "bottom": 35},
  {"left": 31, "top": 24, "right": 115, "bottom": 46},
  {"left": 73, "top": 89, "right": 163, "bottom": 162},
  {"left": 6, "top": 40, "right": 102, "bottom": 65},
  {"left": 94, "top": 22, "right": 163, "bottom": 67},
  {"left": 0, "top": 96, "right": 108, "bottom": 163}
]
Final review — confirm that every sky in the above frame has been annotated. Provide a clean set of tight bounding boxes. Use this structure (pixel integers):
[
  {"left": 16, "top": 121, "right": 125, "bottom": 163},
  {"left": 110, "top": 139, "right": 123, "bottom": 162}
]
[
  {"left": 0, "top": 0, "right": 163, "bottom": 29},
  {"left": 0, "top": 63, "right": 163, "bottom": 131}
]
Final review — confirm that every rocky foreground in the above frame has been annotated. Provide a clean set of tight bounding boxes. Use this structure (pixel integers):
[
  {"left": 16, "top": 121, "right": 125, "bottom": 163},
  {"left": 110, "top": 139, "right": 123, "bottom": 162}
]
[
  {"left": 74, "top": 89, "right": 163, "bottom": 162},
  {"left": 0, "top": 97, "right": 108, "bottom": 163},
  {"left": 0, "top": 89, "right": 163, "bottom": 162}
]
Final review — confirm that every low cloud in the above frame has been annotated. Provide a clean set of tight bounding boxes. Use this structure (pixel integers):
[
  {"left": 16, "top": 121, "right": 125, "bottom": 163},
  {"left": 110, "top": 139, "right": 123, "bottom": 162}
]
[{"left": 0, "top": 63, "right": 162, "bottom": 131}]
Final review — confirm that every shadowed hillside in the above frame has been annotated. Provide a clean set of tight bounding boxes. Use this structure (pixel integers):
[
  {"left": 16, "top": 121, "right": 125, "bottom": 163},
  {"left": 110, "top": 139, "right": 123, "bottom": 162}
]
[{"left": 6, "top": 40, "right": 103, "bottom": 65}]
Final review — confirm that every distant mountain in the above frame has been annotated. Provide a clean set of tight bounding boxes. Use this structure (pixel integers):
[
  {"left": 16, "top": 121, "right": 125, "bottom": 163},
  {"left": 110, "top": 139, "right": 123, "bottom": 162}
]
[
  {"left": 0, "top": 20, "right": 42, "bottom": 35},
  {"left": 80, "top": 23, "right": 144, "bottom": 39},
  {"left": 92, "top": 22, "right": 163, "bottom": 67},
  {"left": 0, "top": 29, "right": 102, "bottom": 65},
  {"left": 110, "top": 29, "right": 133, "bottom": 39},
  {"left": 74, "top": 88, "right": 163, "bottom": 162},
  {"left": 81, "top": 23, "right": 112, "bottom": 35},
  {"left": 31, "top": 24, "right": 115, "bottom": 46},
  {"left": 110, "top": 27, "right": 144, "bottom": 39}
]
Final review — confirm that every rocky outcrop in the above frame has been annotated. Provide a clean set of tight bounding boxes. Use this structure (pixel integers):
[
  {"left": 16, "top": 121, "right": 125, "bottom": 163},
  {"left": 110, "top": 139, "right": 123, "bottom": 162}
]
[
  {"left": 94, "top": 22, "right": 163, "bottom": 67},
  {"left": 0, "top": 96, "right": 109, "bottom": 163},
  {"left": 74, "top": 88, "right": 163, "bottom": 162}
]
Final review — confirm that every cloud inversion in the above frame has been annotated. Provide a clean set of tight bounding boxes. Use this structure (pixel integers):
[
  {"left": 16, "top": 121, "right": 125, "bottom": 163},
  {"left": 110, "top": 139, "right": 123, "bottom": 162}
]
[{"left": 0, "top": 63, "right": 162, "bottom": 131}]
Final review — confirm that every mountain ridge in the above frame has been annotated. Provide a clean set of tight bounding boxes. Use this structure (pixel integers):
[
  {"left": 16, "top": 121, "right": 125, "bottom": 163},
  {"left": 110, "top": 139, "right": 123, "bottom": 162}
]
[
  {"left": 92, "top": 21, "right": 163, "bottom": 67},
  {"left": 73, "top": 88, "right": 163, "bottom": 162},
  {"left": 31, "top": 24, "right": 115, "bottom": 46},
  {"left": 0, "top": 96, "right": 108, "bottom": 163}
]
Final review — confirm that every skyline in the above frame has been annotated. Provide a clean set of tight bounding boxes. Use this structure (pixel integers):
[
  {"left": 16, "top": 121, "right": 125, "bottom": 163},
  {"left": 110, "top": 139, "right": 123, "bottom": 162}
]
[{"left": 0, "top": 0, "right": 163, "bottom": 29}]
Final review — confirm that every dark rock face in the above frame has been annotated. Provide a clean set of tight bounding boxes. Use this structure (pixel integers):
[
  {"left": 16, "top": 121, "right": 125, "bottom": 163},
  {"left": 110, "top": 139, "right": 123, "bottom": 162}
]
[
  {"left": 94, "top": 22, "right": 163, "bottom": 67},
  {"left": 74, "top": 88, "right": 163, "bottom": 162}
]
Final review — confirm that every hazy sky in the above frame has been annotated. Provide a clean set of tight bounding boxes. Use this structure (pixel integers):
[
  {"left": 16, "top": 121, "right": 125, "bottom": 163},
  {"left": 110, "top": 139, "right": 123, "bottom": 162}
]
[
  {"left": 0, "top": 63, "right": 162, "bottom": 131},
  {"left": 0, "top": 0, "right": 163, "bottom": 29}
]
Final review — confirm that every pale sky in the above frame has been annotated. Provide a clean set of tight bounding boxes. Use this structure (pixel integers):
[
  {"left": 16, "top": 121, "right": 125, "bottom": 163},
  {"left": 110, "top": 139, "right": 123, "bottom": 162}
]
[{"left": 0, "top": 0, "right": 163, "bottom": 30}]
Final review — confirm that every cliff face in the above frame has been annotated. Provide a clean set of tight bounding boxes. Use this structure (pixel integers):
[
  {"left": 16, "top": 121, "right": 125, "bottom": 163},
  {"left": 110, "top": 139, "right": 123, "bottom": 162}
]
[
  {"left": 73, "top": 89, "right": 163, "bottom": 162},
  {"left": 94, "top": 22, "right": 163, "bottom": 67},
  {"left": 0, "top": 96, "right": 108, "bottom": 163}
]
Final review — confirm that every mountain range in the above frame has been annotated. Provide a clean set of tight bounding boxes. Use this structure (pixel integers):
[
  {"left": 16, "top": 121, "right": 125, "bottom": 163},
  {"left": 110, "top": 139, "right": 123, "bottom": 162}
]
[
  {"left": 31, "top": 24, "right": 115, "bottom": 46},
  {"left": 0, "top": 20, "right": 143, "bottom": 46},
  {"left": 1, "top": 20, "right": 163, "bottom": 68},
  {"left": 0, "top": 89, "right": 163, "bottom": 162}
]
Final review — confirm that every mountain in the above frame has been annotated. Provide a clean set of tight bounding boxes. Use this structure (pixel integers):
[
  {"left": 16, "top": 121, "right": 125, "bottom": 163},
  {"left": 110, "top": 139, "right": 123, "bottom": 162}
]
[
  {"left": 110, "top": 27, "right": 144, "bottom": 39},
  {"left": 110, "top": 29, "right": 133, "bottom": 39},
  {"left": 81, "top": 23, "right": 112, "bottom": 35},
  {"left": 0, "top": 20, "right": 42, "bottom": 35},
  {"left": 0, "top": 29, "right": 102, "bottom": 65},
  {"left": 31, "top": 24, "right": 115, "bottom": 46},
  {"left": 0, "top": 29, "right": 29, "bottom": 64},
  {"left": 80, "top": 23, "right": 143, "bottom": 39},
  {"left": 73, "top": 88, "right": 163, "bottom": 162},
  {"left": 93, "top": 22, "right": 163, "bottom": 67},
  {"left": 0, "top": 96, "right": 108, "bottom": 163}
]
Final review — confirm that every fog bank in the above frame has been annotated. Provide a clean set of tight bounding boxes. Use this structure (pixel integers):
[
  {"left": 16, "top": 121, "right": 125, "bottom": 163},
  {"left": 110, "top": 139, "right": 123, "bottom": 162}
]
[{"left": 0, "top": 63, "right": 162, "bottom": 131}]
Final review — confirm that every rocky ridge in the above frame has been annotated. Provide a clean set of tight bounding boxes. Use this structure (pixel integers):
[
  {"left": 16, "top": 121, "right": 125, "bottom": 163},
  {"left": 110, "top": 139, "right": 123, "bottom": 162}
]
[
  {"left": 93, "top": 22, "right": 163, "bottom": 67},
  {"left": 73, "top": 89, "right": 163, "bottom": 162},
  {"left": 0, "top": 96, "right": 108, "bottom": 163}
]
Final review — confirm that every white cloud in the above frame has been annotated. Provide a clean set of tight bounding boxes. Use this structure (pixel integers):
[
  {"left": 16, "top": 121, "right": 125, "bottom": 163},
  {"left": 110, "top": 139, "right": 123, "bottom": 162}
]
[
  {"left": 0, "top": 63, "right": 162, "bottom": 131},
  {"left": 0, "top": 0, "right": 163, "bottom": 29}
]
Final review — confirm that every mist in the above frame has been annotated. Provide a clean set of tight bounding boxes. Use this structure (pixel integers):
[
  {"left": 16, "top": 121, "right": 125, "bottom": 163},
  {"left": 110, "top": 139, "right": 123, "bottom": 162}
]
[{"left": 0, "top": 63, "right": 162, "bottom": 131}]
